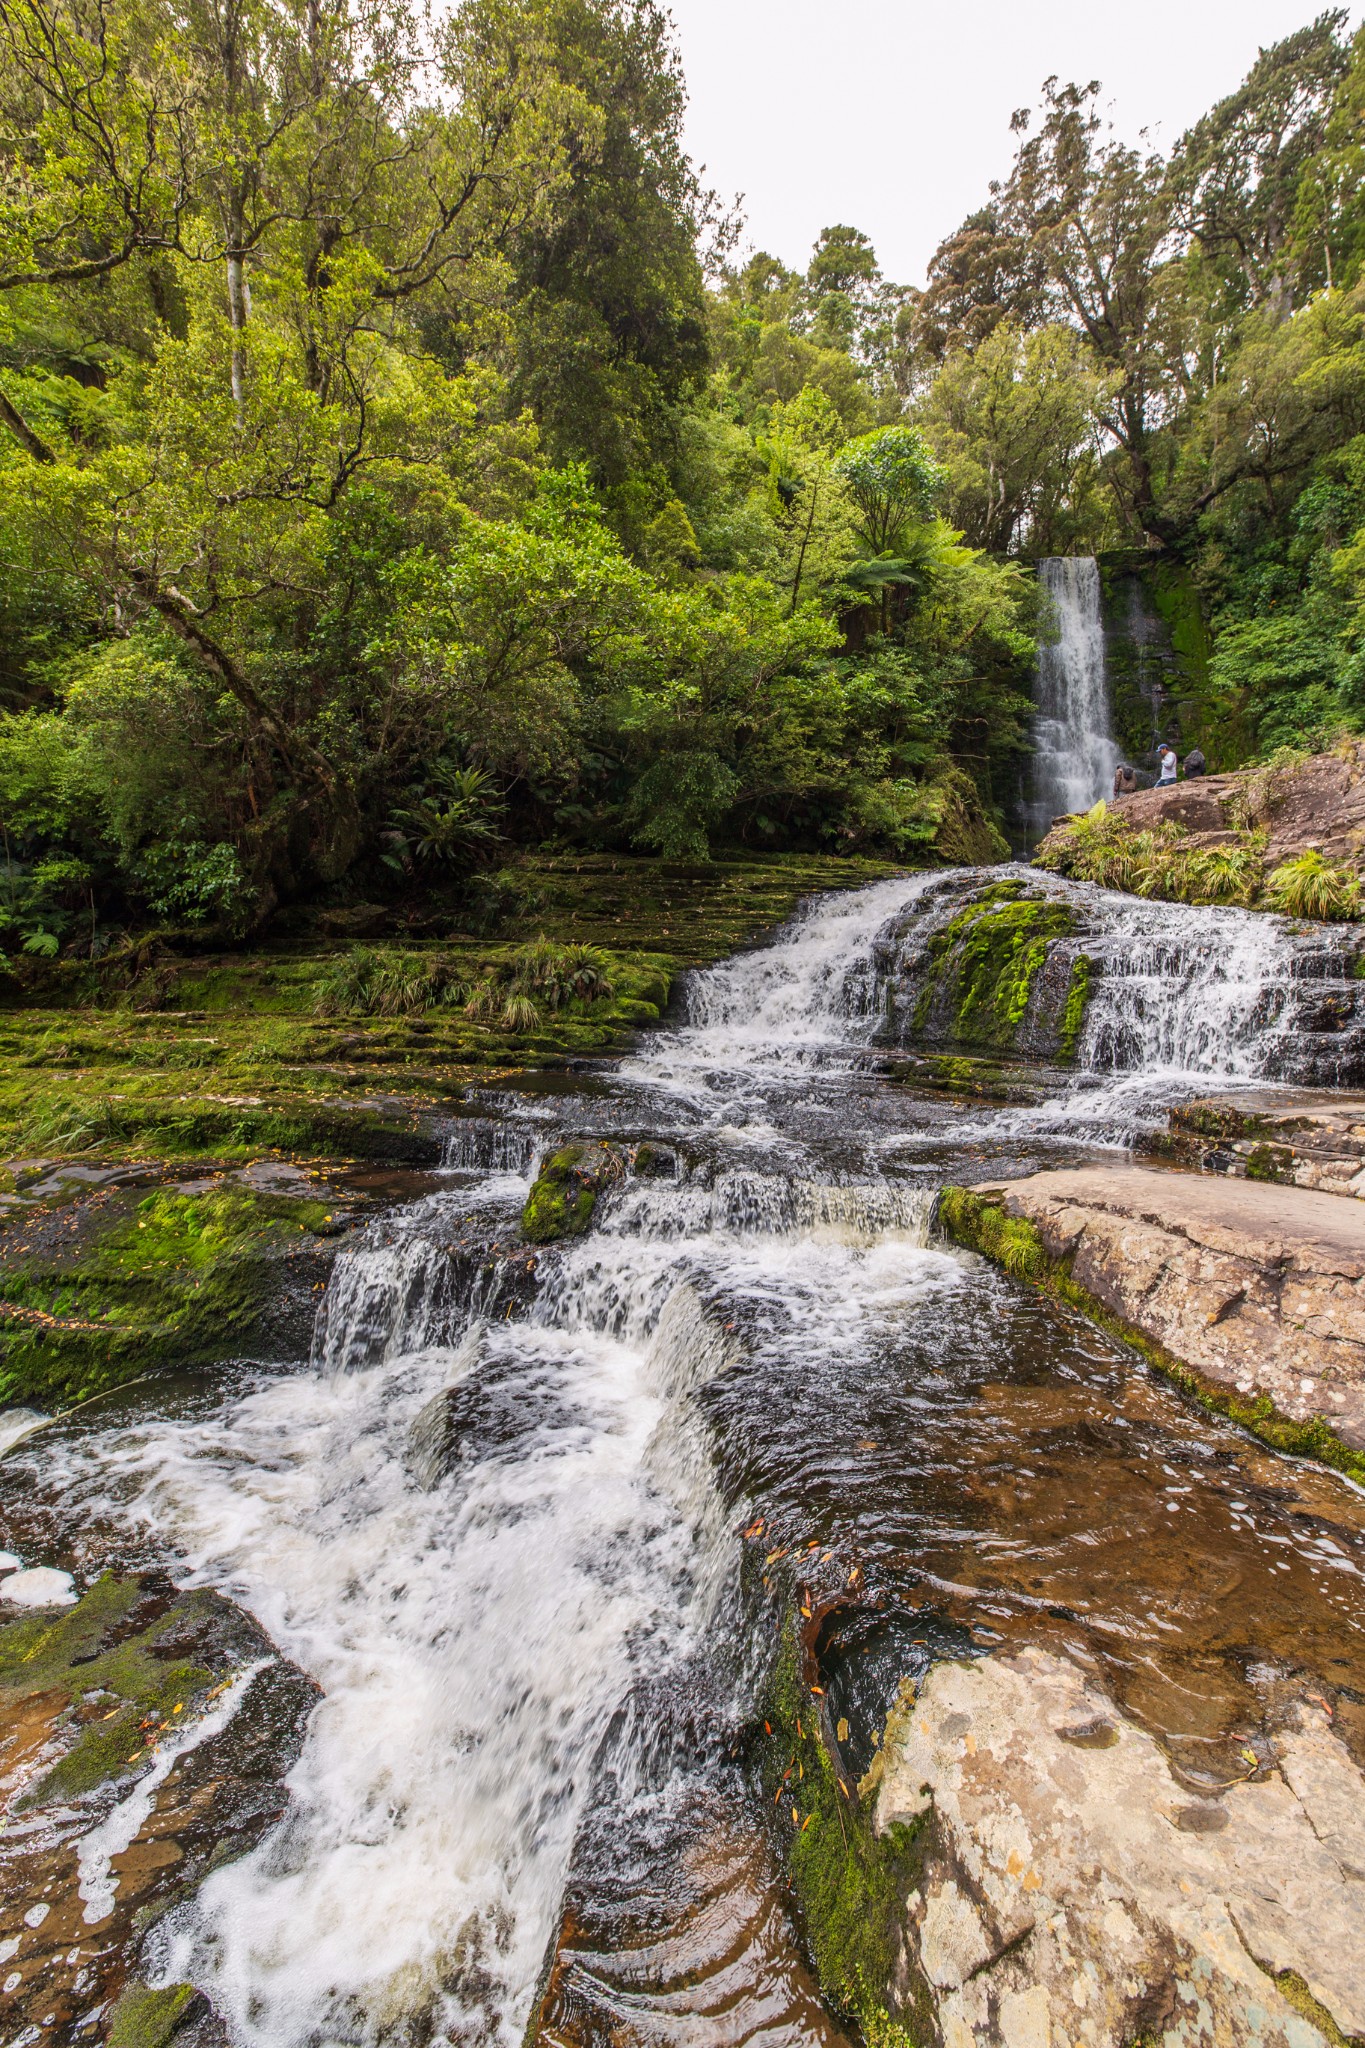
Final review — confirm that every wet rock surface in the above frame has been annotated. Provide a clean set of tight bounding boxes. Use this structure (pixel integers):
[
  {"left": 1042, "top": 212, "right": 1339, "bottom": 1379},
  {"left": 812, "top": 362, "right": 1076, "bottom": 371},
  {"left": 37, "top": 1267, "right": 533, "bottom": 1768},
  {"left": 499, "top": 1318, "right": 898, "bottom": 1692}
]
[
  {"left": 1154, "top": 1087, "right": 1365, "bottom": 1198},
  {"left": 873, "top": 1645, "right": 1365, "bottom": 2048},
  {"left": 0, "top": 1572, "right": 316, "bottom": 2045},
  {"left": 977, "top": 1164, "right": 1365, "bottom": 1446}
]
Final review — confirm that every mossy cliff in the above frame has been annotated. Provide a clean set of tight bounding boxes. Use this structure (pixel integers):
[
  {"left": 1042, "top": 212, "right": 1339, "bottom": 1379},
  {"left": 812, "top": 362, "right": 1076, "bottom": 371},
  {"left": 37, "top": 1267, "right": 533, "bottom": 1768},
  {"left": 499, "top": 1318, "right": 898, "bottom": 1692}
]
[
  {"left": 937, "top": 1186, "right": 1365, "bottom": 1484},
  {"left": 894, "top": 880, "right": 1093, "bottom": 1060},
  {"left": 1097, "top": 551, "right": 1234, "bottom": 767}
]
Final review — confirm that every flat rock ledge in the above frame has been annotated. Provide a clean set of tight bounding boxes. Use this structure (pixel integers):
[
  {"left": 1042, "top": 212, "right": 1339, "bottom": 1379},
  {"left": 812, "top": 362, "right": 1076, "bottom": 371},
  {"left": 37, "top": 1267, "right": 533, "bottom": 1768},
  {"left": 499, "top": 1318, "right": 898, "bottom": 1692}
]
[
  {"left": 971, "top": 1166, "right": 1365, "bottom": 1449},
  {"left": 874, "top": 1645, "right": 1365, "bottom": 2048},
  {"left": 1152, "top": 1090, "right": 1365, "bottom": 1202}
]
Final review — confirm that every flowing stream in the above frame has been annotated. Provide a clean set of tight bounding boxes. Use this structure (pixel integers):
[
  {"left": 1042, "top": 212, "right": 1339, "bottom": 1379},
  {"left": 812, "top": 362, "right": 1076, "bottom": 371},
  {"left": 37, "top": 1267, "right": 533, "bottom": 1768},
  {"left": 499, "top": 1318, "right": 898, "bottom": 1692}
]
[
  {"left": 1024, "top": 556, "right": 1118, "bottom": 839},
  {"left": 6, "top": 871, "right": 1365, "bottom": 2046}
]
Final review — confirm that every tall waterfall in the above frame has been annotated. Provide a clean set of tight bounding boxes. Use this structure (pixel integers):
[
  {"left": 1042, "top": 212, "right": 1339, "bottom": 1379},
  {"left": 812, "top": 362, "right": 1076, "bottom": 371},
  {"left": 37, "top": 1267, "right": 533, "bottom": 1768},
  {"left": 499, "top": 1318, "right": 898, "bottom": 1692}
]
[{"left": 1025, "top": 556, "right": 1118, "bottom": 841}]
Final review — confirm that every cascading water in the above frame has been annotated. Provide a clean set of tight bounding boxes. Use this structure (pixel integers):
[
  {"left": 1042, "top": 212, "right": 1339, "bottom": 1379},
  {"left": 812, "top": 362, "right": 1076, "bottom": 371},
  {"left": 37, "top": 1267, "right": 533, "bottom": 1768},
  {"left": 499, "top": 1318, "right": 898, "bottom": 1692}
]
[
  {"left": 1024, "top": 556, "right": 1118, "bottom": 841},
  {"left": 6, "top": 871, "right": 1365, "bottom": 2047}
]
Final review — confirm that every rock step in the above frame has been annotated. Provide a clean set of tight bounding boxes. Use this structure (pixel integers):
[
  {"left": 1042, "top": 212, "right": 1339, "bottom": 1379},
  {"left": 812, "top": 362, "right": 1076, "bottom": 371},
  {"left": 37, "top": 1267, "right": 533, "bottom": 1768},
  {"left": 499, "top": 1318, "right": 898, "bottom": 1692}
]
[{"left": 962, "top": 1165, "right": 1365, "bottom": 1451}]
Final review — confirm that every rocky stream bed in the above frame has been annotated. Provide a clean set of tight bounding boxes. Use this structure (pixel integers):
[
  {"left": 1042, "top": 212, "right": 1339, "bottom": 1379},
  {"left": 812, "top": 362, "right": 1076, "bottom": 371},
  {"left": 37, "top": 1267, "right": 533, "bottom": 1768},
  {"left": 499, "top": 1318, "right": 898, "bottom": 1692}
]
[{"left": 3, "top": 867, "right": 1365, "bottom": 2048}]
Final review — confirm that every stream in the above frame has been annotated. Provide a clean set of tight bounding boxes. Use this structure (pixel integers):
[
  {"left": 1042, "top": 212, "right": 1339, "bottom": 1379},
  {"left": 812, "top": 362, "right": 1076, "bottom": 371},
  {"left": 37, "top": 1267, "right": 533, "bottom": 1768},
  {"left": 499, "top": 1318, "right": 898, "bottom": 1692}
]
[{"left": 5, "top": 868, "right": 1365, "bottom": 2047}]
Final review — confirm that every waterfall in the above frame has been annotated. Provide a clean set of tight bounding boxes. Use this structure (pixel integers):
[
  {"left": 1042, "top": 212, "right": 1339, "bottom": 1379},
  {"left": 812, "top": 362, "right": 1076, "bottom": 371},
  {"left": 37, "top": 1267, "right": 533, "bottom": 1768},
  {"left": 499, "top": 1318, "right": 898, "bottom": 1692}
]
[
  {"left": 10, "top": 870, "right": 1364, "bottom": 2047},
  {"left": 1025, "top": 556, "right": 1118, "bottom": 840}
]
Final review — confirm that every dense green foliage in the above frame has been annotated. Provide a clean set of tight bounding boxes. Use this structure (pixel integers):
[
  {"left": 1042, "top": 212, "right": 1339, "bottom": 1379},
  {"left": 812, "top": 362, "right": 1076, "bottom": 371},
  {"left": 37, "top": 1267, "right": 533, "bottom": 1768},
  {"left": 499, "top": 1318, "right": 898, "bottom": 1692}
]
[
  {"left": 0, "top": 0, "right": 1038, "bottom": 956},
  {"left": 908, "top": 12, "right": 1365, "bottom": 769},
  {"left": 5, "top": 2, "right": 1365, "bottom": 949}
]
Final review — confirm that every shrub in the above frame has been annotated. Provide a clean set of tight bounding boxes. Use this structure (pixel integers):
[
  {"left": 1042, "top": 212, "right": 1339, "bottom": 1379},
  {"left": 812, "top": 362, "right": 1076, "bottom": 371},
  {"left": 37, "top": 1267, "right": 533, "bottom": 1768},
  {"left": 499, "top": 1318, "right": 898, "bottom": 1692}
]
[
  {"left": 1263, "top": 850, "right": 1362, "bottom": 921},
  {"left": 312, "top": 947, "right": 468, "bottom": 1017}
]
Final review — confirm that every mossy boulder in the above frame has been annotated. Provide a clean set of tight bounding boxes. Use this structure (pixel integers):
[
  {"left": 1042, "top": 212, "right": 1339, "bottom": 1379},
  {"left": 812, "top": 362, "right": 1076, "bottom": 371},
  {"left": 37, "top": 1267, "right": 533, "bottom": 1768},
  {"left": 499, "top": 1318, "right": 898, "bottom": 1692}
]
[
  {"left": 521, "top": 1141, "right": 626, "bottom": 1244},
  {"left": 894, "top": 882, "right": 1091, "bottom": 1059}
]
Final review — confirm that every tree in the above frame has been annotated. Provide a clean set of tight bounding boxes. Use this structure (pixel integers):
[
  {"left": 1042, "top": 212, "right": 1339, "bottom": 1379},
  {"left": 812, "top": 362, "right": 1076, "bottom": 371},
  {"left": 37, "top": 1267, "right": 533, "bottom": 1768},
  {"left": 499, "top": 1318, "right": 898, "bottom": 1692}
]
[
  {"left": 833, "top": 423, "right": 946, "bottom": 555},
  {"left": 919, "top": 320, "right": 1115, "bottom": 553},
  {"left": 994, "top": 77, "right": 1178, "bottom": 541},
  {"left": 1168, "top": 12, "right": 1349, "bottom": 315}
]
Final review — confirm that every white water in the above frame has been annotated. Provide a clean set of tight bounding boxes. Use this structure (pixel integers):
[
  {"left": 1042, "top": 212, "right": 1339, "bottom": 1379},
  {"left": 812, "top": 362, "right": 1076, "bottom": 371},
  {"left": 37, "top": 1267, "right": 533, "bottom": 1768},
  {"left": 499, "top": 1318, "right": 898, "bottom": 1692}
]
[
  {"left": 7, "top": 871, "right": 1350, "bottom": 2045},
  {"left": 1026, "top": 557, "right": 1118, "bottom": 837}
]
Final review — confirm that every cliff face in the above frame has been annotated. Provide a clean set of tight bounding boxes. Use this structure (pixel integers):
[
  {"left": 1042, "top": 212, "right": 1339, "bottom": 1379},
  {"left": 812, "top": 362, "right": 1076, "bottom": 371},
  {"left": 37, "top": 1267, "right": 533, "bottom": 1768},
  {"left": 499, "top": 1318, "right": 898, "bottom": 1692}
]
[{"left": 1097, "top": 550, "right": 1223, "bottom": 768}]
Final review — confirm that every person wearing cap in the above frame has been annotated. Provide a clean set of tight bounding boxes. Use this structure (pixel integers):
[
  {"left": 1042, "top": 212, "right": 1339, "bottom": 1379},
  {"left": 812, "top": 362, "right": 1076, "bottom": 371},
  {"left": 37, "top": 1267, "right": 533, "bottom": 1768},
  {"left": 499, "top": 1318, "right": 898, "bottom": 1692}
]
[{"left": 1157, "top": 743, "right": 1178, "bottom": 786}]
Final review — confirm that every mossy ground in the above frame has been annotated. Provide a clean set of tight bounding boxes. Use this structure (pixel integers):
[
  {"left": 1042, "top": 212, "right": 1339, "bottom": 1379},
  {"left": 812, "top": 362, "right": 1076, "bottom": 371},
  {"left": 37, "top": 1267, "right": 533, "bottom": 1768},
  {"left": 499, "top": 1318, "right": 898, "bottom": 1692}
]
[
  {"left": 0, "top": 1184, "right": 339, "bottom": 1407},
  {"left": 0, "top": 853, "right": 902, "bottom": 1166},
  {"left": 910, "top": 881, "right": 1081, "bottom": 1054},
  {"left": 0, "top": 853, "right": 905, "bottom": 1410},
  {"left": 938, "top": 1187, "right": 1365, "bottom": 1484},
  {"left": 755, "top": 1620, "right": 922, "bottom": 2047}
]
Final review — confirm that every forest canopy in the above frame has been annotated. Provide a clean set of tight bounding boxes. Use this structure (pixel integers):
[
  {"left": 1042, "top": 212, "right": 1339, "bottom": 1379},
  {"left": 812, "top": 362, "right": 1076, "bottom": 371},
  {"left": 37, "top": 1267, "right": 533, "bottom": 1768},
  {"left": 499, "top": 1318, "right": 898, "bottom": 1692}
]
[{"left": 1, "top": 0, "right": 1364, "bottom": 947}]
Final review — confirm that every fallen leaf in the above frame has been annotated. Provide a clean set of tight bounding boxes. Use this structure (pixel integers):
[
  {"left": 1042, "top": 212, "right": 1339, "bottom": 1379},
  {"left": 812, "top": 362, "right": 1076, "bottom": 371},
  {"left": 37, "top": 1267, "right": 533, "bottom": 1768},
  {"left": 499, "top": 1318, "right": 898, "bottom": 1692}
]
[{"left": 837, "top": 1717, "right": 850, "bottom": 1742}]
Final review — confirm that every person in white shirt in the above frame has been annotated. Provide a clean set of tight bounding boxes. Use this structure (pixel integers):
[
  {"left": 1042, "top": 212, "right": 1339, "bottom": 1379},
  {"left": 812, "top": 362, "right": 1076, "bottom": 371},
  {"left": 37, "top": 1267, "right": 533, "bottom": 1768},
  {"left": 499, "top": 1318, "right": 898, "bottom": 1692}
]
[{"left": 1157, "top": 744, "right": 1178, "bottom": 785}]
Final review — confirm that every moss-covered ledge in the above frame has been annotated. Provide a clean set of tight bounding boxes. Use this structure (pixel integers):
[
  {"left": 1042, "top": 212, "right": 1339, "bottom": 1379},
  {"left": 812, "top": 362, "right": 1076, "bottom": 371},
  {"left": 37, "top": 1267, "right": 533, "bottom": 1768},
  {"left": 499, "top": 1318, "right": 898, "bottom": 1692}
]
[{"left": 937, "top": 1185, "right": 1365, "bottom": 1485}]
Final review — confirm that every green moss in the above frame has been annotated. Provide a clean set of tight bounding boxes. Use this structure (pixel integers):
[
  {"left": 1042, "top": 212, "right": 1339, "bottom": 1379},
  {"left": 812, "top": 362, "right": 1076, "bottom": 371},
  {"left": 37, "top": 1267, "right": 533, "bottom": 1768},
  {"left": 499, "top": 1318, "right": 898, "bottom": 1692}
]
[
  {"left": 758, "top": 1620, "right": 925, "bottom": 2045},
  {"left": 1244, "top": 1142, "right": 1293, "bottom": 1184},
  {"left": 1058, "top": 955, "right": 1092, "bottom": 1059},
  {"left": 521, "top": 1142, "right": 624, "bottom": 1245},
  {"left": 938, "top": 1188, "right": 1365, "bottom": 1484},
  {"left": 106, "top": 1983, "right": 199, "bottom": 2048},
  {"left": 1268, "top": 1968, "right": 1360, "bottom": 2048},
  {"left": 0, "top": 1185, "right": 336, "bottom": 1407},
  {"left": 910, "top": 889, "right": 1076, "bottom": 1053},
  {"left": 937, "top": 1186, "right": 1046, "bottom": 1281},
  {"left": 0, "top": 1575, "right": 228, "bottom": 1806}
]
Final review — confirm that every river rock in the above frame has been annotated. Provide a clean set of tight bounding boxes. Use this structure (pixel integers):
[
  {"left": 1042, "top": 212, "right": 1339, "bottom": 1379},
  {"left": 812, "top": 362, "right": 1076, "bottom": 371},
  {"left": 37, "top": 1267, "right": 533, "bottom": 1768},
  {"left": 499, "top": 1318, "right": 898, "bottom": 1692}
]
[
  {"left": 1151, "top": 1088, "right": 1365, "bottom": 1199},
  {"left": 873, "top": 1644, "right": 1365, "bottom": 2048},
  {"left": 971, "top": 1165, "right": 1365, "bottom": 1446}
]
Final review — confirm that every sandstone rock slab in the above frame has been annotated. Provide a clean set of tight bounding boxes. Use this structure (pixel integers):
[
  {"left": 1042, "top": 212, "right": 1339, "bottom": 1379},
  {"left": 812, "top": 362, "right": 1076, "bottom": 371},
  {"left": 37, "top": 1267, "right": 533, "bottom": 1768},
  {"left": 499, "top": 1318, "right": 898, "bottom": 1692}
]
[
  {"left": 874, "top": 1645, "right": 1365, "bottom": 2048},
  {"left": 975, "top": 1166, "right": 1365, "bottom": 1446}
]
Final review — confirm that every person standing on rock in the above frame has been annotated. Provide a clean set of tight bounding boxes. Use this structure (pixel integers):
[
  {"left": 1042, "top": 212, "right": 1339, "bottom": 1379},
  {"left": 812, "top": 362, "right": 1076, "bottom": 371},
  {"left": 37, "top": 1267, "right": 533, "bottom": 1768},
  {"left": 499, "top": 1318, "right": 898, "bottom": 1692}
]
[
  {"left": 1157, "top": 744, "right": 1178, "bottom": 786},
  {"left": 1184, "top": 746, "right": 1206, "bottom": 778},
  {"left": 1113, "top": 763, "right": 1138, "bottom": 799}
]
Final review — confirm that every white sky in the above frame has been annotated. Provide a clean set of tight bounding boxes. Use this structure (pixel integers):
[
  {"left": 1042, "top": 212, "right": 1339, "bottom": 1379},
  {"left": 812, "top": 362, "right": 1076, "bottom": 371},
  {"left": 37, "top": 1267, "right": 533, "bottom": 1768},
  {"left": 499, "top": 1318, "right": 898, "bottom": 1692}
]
[{"left": 666, "top": 0, "right": 1363, "bottom": 287}]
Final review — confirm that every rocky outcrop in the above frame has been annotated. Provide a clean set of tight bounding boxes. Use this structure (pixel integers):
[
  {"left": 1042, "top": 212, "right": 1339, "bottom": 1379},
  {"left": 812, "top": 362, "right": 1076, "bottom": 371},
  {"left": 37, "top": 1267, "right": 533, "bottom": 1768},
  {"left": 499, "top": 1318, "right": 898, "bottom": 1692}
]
[
  {"left": 872, "top": 1645, "right": 1365, "bottom": 2048},
  {"left": 520, "top": 1140, "right": 627, "bottom": 1244},
  {"left": 1152, "top": 1088, "right": 1365, "bottom": 1199},
  {"left": 0, "top": 1571, "right": 316, "bottom": 2040},
  {"left": 948, "top": 1166, "right": 1365, "bottom": 1452},
  {"left": 1113, "top": 743, "right": 1365, "bottom": 865}
]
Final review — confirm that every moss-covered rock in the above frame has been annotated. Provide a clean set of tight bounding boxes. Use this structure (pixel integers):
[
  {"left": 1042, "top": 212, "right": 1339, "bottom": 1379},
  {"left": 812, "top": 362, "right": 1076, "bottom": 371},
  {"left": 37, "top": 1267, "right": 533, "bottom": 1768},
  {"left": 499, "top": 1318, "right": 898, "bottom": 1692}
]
[
  {"left": 0, "top": 1183, "right": 341, "bottom": 1409},
  {"left": 106, "top": 1982, "right": 200, "bottom": 2048},
  {"left": 521, "top": 1141, "right": 626, "bottom": 1244},
  {"left": 902, "top": 883, "right": 1087, "bottom": 1057},
  {"left": 755, "top": 1620, "right": 923, "bottom": 2047},
  {"left": 0, "top": 1573, "right": 316, "bottom": 2039}
]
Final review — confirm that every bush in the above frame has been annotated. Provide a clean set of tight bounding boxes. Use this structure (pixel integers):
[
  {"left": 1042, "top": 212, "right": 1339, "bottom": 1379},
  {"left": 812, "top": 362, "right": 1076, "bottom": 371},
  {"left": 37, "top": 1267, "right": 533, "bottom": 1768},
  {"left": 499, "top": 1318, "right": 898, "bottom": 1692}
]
[
  {"left": 1263, "top": 850, "right": 1362, "bottom": 920},
  {"left": 312, "top": 948, "right": 469, "bottom": 1017}
]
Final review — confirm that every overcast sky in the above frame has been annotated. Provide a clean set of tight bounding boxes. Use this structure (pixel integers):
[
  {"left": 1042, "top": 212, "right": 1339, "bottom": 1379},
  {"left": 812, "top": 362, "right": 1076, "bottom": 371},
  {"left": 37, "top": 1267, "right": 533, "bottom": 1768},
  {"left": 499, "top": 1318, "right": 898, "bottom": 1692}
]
[{"left": 665, "top": 0, "right": 1363, "bottom": 287}]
